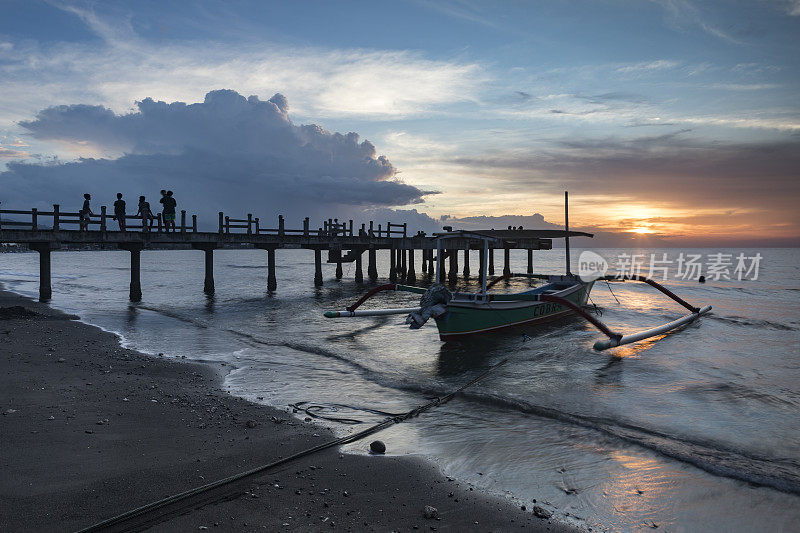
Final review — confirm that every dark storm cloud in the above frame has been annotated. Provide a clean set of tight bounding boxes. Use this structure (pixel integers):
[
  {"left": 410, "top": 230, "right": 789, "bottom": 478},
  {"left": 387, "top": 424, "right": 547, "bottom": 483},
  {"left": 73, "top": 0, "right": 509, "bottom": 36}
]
[{"left": 3, "top": 90, "right": 431, "bottom": 226}]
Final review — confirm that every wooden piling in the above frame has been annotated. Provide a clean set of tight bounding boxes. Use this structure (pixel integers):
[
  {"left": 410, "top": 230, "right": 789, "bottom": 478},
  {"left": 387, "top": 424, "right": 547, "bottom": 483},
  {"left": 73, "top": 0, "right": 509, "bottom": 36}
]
[
  {"left": 406, "top": 249, "right": 416, "bottom": 285},
  {"left": 527, "top": 249, "right": 533, "bottom": 274},
  {"left": 368, "top": 247, "right": 378, "bottom": 281},
  {"left": 119, "top": 244, "right": 143, "bottom": 301},
  {"left": 448, "top": 248, "right": 458, "bottom": 283},
  {"left": 389, "top": 246, "right": 397, "bottom": 283},
  {"left": 314, "top": 249, "right": 323, "bottom": 286},
  {"left": 421, "top": 249, "right": 428, "bottom": 273},
  {"left": 401, "top": 247, "right": 407, "bottom": 278},
  {"left": 204, "top": 248, "right": 214, "bottom": 294},
  {"left": 463, "top": 249, "right": 470, "bottom": 278},
  {"left": 354, "top": 250, "right": 364, "bottom": 283},
  {"left": 479, "top": 248, "right": 486, "bottom": 287},
  {"left": 335, "top": 260, "right": 343, "bottom": 280},
  {"left": 192, "top": 244, "right": 216, "bottom": 294},
  {"left": 503, "top": 247, "right": 511, "bottom": 276},
  {"left": 489, "top": 248, "right": 495, "bottom": 275},
  {"left": 30, "top": 243, "right": 52, "bottom": 302},
  {"left": 267, "top": 248, "right": 277, "bottom": 292},
  {"left": 427, "top": 250, "right": 434, "bottom": 278}
]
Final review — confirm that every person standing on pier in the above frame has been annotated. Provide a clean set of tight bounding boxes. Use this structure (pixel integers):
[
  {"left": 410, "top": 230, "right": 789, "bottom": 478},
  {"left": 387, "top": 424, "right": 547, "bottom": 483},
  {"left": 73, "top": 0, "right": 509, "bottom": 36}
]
[
  {"left": 160, "top": 190, "right": 177, "bottom": 232},
  {"left": 113, "top": 193, "right": 126, "bottom": 231},
  {"left": 79, "top": 193, "right": 93, "bottom": 231},
  {"left": 159, "top": 189, "right": 175, "bottom": 232},
  {"left": 137, "top": 196, "right": 153, "bottom": 231}
]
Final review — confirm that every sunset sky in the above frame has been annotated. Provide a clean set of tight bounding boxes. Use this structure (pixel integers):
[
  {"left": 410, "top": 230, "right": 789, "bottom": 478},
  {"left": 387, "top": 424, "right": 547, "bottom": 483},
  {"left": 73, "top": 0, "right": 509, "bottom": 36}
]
[{"left": 1, "top": 1, "right": 798, "bottom": 245}]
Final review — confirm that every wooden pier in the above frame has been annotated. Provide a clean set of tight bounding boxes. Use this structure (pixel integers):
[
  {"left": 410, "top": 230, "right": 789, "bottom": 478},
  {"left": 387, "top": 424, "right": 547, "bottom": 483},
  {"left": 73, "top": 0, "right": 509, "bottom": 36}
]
[{"left": 0, "top": 204, "right": 565, "bottom": 302}]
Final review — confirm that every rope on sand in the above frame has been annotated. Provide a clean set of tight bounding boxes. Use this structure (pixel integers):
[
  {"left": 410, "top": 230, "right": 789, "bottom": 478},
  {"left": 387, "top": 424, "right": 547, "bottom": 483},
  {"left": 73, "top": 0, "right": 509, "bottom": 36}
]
[{"left": 75, "top": 357, "right": 510, "bottom": 533}]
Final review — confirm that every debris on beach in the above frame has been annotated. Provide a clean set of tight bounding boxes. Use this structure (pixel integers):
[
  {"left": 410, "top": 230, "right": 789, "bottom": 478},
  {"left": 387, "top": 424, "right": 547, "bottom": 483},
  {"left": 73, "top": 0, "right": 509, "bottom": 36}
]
[
  {"left": 370, "top": 440, "right": 386, "bottom": 454},
  {"left": 532, "top": 505, "right": 552, "bottom": 519},
  {"left": 423, "top": 505, "right": 439, "bottom": 519}
]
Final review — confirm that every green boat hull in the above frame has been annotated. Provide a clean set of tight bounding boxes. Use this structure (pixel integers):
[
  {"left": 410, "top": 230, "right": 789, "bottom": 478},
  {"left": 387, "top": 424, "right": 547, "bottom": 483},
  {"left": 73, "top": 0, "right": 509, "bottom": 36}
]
[{"left": 434, "top": 281, "right": 594, "bottom": 341}]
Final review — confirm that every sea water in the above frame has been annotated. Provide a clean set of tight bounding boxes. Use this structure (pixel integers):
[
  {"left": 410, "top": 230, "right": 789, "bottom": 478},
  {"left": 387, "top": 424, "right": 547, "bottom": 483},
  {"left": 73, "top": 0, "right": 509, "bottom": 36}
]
[{"left": 1, "top": 247, "right": 798, "bottom": 532}]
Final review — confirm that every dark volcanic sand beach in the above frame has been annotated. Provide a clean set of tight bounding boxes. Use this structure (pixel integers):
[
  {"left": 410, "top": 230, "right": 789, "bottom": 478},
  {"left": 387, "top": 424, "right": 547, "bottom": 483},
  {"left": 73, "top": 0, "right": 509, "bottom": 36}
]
[{"left": 0, "top": 288, "right": 576, "bottom": 532}]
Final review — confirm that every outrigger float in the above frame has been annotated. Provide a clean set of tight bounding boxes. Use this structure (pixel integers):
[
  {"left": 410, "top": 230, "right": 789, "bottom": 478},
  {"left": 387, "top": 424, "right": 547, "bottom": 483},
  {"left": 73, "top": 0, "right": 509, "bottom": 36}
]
[{"left": 324, "top": 193, "right": 711, "bottom": 350}]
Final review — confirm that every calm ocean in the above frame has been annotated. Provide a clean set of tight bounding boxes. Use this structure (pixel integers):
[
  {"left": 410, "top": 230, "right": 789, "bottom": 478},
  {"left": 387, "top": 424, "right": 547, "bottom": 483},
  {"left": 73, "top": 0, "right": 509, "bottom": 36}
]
[{"left": 2, "top": 247, "right": 799, "bottom": 532}]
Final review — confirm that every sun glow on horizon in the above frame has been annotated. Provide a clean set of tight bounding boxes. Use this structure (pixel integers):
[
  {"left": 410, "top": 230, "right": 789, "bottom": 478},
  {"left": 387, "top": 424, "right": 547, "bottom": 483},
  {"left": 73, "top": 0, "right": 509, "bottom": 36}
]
[{"left": 629, "top": 227, "right": 657, "bottom": 234}]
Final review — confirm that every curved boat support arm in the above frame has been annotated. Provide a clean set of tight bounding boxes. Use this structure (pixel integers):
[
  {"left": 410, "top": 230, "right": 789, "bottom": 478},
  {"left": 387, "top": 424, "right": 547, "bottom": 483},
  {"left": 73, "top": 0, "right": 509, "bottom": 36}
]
[{"left": 602, "top": 275, "right": 699, "bottom": 313}]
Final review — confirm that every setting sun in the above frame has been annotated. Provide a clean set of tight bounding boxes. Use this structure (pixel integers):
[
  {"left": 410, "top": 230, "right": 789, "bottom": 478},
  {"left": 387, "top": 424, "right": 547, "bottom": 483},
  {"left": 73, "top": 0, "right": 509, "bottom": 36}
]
[{"left": 629, "top": 227, "right": 656, "bottom": 234}]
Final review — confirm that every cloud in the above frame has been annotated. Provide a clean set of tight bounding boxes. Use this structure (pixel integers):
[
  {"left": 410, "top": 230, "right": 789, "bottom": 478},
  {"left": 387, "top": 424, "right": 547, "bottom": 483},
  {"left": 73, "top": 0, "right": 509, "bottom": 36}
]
[
  {"left": 615, "top": 59, "right": 681, "bottom": 73},
  {"left": 1, "top": 90, "right": 434, "bottom": 225},
  {"left": 0, "top": 146, "right": 30, "bottom": 159},
  {"left": 0, "top": 7, "right": 485, "bottom": 125},
  {"left": 656, "top": 0, "right": 743, "bottom": 44},
  {"left": 446, "top": 133, "right": 800, "bottom": 225}
]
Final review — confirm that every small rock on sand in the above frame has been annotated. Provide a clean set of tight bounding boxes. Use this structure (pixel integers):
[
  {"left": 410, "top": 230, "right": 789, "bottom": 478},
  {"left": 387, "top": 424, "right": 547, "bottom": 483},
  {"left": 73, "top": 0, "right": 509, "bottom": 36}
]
[
  {"left": 423, "top": 505, "right": 438, "bottom": 519},
  {"left": 246, "top": 419, "right": 257, "bottom": 428},
  {"left": 533, "top": 505, "right": 552, "bottom": 519},
  {"left": 370, "top": 440, "right": 386, "bottom": 454}
]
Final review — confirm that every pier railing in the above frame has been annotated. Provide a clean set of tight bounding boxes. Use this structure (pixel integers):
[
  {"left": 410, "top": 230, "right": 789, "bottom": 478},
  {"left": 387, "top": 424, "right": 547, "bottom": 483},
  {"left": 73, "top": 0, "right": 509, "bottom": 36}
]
[
  {"left": 1, "top": 205, "right": 410, "bottom": 240},
  {"left": 0, "top": 204, "right": 197, "bottom": 233}
]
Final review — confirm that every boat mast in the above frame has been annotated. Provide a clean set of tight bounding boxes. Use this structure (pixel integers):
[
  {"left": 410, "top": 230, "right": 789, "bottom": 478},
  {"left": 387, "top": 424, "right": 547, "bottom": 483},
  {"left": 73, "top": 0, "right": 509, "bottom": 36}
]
[{"left": 564, "top": 190, "right": 571, "bottom": 275}]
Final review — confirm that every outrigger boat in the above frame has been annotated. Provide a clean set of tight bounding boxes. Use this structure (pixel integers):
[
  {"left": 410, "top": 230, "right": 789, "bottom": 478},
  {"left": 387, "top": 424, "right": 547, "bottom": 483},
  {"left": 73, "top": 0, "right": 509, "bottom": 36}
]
[{"left": 325, "top": 193, "right": 711, "bottom": 350}]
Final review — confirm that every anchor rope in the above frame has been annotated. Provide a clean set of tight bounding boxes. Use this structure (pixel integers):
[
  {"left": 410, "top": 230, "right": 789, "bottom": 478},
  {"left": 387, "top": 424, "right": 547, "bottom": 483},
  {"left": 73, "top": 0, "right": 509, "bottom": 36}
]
[
  {"left": 75, "top": 356, "right": 510, "bottom": 533},
  {"left": 605, "top": 280, "right": 621, "bottom": 304}
]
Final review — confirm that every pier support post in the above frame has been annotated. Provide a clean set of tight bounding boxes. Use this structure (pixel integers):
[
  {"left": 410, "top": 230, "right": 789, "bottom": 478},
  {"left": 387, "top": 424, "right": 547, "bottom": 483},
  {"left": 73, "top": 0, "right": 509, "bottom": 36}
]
[
  {"left": 401, "top": 248, "right": 407, "bottom": 279},
  {"left": 489, "top": 248, "right": 495, "bottom": 276},
  {"left": 463, "top": 249, "right": 470, "bottom": 279},
  {"left": 527, "top": 249, "right": 533, "bottom": 274},
  {"left": 503, "top": 248, "right": 511, "bottom": 277},
  {"left": 389, "top": 248, "right": 397, "bottom": 283},
  {"left": 448, "top": 248, "right": 458, "bottom": 283},
  {"left": 427, "top": 250, "right": 434, "bottom": 278},
  {"left": 267, "top": 248, "right": 277, "bottom": 292},
  {"left": 29, "top": 243, "right": 53, "bottom": 302},
  {"left": 479, "top": 248, "right": 486, "bottom": 287},
  {"left": 314, "top": 249, "right": 323, "bottom": 287},
  {"left": 368, "top": 248, "right": 378, "bottom": 281},
  {"left": 354, "top": 250, "right": 364, "bottom": 283},
  {"left": 421, "top": 250, "right": 428, "bottom": 273},
  {"left": 335, "top": 261, "right": 343, "bottom": 280},
  {"left": 119, "top": 243, "right": 143, "bottom": 301},
  {"left": 192, "top": 244, "right": 217, "bottom": 294},
  {"left": 406, "top": 249, "right": 416, "bottom": 285}
]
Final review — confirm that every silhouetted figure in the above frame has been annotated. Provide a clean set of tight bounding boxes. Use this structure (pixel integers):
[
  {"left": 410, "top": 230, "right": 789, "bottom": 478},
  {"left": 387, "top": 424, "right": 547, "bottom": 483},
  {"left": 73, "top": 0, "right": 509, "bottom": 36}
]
[
  {"left": 79, "top": 193, "right": 93, "bottom": 231},
  {"left": 113, "top": 193, "right": 126, "bottom": 231},
  {"left": 137, "top": 196, "right": 153, "bottom": 231},
  {"left": 166, "top": 190, "right": 177, "bottom": 231},
  {"left": 160, "top": 189, "right": 177, "bottom": 232}
]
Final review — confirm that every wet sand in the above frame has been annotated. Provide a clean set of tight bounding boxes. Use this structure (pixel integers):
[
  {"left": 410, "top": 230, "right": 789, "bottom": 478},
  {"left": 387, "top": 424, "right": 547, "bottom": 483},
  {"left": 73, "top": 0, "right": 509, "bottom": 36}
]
[{"left": 0, "top": 287, "right": 576, "bottom": 532}]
